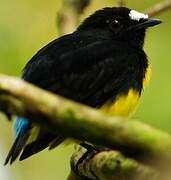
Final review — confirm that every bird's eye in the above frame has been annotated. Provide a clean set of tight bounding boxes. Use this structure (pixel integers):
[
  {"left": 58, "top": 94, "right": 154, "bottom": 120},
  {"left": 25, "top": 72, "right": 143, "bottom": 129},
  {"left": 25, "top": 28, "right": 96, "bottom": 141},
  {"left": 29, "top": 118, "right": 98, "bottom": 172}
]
[
  {"left": 109, "top": 19, "right": 123, "bottom": 34},
  {"left": 111, "top": 19, "right": 120, "bottom": 27},
  {"left": 114, "top": 20, "right": 119, "bottom": 24}
]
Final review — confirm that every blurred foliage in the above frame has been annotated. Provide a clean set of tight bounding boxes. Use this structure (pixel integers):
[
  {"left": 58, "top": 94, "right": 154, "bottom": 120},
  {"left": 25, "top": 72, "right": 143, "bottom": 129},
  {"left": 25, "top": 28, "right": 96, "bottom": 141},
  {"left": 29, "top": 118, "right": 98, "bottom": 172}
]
[{"left": 0, "top": 0, "right": 171, "bottom": 180}]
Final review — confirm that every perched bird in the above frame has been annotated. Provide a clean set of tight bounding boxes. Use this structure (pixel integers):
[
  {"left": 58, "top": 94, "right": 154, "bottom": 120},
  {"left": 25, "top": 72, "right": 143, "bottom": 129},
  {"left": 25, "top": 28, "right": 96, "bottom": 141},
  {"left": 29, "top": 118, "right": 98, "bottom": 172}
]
[{"left": 5, "top": 7, "right": 161, "bottom": 165}]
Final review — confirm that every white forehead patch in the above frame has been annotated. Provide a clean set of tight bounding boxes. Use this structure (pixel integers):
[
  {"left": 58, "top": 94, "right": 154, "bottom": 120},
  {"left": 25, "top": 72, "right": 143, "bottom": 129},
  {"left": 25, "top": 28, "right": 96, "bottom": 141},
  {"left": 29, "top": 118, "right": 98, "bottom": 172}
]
[{"left": 129, "top": 10, "right": 148, "bottom": 21}]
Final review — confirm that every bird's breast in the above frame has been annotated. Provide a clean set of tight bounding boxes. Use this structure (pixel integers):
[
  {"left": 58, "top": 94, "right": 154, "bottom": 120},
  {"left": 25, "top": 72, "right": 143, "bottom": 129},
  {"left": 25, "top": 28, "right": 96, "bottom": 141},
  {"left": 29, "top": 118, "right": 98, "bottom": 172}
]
[
  {"left": 100, "top": 66, "right": 151, "bottom": 117},
  {"left": 100, "top": 89, "right": 140, "bottom": 117},
  {"left": 143, "top": 65, "right": 151, "bottom": 87}
]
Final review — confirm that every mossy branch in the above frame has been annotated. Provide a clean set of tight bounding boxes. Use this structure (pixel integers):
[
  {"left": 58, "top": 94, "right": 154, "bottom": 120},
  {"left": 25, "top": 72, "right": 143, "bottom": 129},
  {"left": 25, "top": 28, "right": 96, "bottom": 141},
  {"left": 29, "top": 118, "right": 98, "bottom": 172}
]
[
  {"left": 1, "top": 74, "right": 171, "bottom": 176},
  {"left": 68, "top": 146, "right": 159, "bottom": 180}
]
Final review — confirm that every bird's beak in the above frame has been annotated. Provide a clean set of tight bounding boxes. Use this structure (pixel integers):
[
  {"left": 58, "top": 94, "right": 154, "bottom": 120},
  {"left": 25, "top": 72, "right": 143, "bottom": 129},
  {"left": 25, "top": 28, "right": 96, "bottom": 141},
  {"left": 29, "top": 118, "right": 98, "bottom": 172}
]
[{"left": 133, "top": 18, "right": 162, "bottom": 31}]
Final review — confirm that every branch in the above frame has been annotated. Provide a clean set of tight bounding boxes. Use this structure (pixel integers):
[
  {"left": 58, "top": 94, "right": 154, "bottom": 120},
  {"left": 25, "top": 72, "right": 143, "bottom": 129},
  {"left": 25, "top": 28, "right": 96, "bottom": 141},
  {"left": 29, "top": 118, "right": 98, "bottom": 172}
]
[
  {"left": 1, "top": 74, "right": 171, "bottom": 167},
  {"left": 146, "top": 0, "right": 171, "bottom": 17},
  {"left": 57, "top": 0, "right": 91, "bottom": 35},
  {"left": 117, "top": 0, "right": 126, "bottom": 7},
  {"left": 69, "top": 146, "right": 159, "bottom": 180}
]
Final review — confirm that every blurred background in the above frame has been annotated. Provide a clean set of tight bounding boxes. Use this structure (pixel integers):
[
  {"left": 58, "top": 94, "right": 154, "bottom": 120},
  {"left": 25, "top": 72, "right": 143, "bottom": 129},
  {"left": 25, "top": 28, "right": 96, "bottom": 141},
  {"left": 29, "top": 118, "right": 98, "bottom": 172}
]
[{"left": 0, "top": 0, "right": 171, "bottom": 179}]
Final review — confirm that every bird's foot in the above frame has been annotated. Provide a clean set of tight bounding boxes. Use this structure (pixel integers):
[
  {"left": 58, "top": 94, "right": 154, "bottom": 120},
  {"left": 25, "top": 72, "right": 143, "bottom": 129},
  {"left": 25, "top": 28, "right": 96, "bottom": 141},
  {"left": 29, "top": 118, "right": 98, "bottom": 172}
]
[{"left": 72, "top": 142, "right": 110, "bottom": 179}]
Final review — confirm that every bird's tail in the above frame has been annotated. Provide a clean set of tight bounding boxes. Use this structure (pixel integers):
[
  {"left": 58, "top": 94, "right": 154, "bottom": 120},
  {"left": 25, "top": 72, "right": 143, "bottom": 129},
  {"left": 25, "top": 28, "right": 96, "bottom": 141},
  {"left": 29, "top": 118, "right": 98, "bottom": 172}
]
[
  {"left": 4, "top": 117, "right": 31, "bottom": 165},
  {"left": 5, "top": 117, "right": 65, "bottom": 165},
  {"left": 19, "top": 132, "right": 65, "bottom": 161}
]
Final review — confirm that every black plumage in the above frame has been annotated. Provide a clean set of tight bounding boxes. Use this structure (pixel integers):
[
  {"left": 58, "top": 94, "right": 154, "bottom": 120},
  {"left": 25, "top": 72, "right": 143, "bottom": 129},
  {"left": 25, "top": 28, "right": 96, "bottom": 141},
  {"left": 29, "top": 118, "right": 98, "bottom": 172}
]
[{"left": 5, "top": 7, "right": 161, "bottom": 164}]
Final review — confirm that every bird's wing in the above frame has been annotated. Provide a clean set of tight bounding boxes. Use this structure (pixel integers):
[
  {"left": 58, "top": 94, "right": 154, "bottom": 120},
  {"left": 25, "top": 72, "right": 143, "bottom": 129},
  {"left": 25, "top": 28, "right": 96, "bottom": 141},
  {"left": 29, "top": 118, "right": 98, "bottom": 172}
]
[{"left": 23, "top": 33, "right": 135, "bottom": 107}]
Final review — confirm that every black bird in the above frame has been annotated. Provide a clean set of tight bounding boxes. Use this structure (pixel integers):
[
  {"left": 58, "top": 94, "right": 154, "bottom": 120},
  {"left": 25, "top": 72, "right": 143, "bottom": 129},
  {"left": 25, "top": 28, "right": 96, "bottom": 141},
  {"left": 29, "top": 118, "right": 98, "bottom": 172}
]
[{"left": 5, "top": 7, "right": 161, "bottom": 165}]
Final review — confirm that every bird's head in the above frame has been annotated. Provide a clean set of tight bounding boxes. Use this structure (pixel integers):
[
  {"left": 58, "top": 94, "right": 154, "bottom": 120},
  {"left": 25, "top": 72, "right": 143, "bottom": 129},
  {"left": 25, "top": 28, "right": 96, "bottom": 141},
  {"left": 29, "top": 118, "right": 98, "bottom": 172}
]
[{"left": 77, "top": 7, "right": 162, "bottom": 47}]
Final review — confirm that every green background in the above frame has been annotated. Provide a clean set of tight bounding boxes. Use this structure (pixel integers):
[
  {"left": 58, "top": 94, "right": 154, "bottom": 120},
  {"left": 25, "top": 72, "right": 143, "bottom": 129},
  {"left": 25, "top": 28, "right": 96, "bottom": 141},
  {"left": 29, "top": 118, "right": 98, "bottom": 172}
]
[{"left": 0, "top": 0, "right": 170, "bottom": 179}]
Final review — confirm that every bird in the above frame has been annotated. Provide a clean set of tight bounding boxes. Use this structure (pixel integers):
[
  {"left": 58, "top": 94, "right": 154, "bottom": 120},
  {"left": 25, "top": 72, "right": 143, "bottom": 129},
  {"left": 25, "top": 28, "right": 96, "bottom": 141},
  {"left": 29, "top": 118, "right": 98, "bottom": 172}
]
[{"left": 5, "top": 7, "right": 161, "bottom": 165}]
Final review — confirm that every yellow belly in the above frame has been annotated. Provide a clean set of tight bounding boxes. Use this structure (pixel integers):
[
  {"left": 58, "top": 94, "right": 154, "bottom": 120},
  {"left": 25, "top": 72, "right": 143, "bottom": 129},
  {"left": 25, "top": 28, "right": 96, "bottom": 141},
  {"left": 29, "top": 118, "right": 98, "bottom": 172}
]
[
  {"left": 100, "top": 66, "right": 151, "bottom": 117},
  {"left": 143, "top": 65, "right": 151, "bottom": 87},
  {"left": 100, "top": 89, "right": 140, "bottom": 117}
]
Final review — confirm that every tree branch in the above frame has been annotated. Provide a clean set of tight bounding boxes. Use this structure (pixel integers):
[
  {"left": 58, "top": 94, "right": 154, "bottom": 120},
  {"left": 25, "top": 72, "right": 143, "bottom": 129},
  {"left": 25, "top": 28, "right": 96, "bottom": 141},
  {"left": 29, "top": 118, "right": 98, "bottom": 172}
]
[
  {"left": 57, "top": 0, "right": 91, "bottom": 35},
  {"left": 1, "top": 74, "right": 171, "bottom": 167},
  {"left": 69, "top": 146, "right": 158, "bottom": 180},
  {"left": 117, "top": 0, "right": 126, "bottom": 7},
  {"left": 146, "top": 0, "right": 171, "bottom": 17}
]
